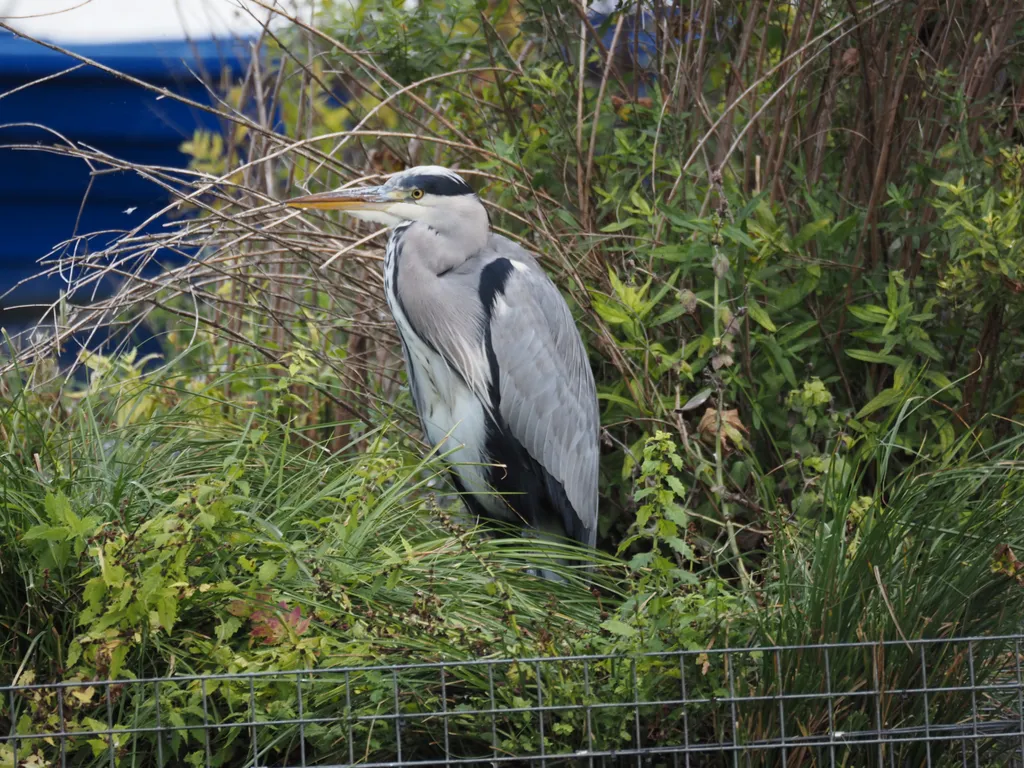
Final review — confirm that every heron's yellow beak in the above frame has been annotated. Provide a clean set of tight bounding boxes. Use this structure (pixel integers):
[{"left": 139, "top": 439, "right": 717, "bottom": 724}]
[{"left": 284, "top": 185, "right": 392, "bottom": 211}]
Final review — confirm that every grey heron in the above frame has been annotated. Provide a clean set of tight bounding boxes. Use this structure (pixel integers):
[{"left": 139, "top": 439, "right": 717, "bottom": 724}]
[{"left": 286, "top": 166, "right": 600, "bottom": 550}]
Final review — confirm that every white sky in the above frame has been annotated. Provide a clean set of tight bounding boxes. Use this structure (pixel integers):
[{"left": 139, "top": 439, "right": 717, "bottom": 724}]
[
  {"left": 1, "top": 1, "right": 637, "bottom": 45},
  {"left": 0, "top": 0, "right": 307, "bottom": 43}
]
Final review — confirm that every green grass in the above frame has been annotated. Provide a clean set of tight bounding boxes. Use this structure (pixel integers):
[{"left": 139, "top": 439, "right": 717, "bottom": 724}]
[
  {"left": 2, "top": 364, "right": 1024, "bottom": 765},
  {"left": 745, "top": 418, "right": 1024, "bottom": 766}
]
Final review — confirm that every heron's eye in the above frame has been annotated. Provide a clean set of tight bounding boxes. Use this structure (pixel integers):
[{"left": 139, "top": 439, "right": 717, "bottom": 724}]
[{"left": 410, "top": 189, "right": 424, "bottom": 200}]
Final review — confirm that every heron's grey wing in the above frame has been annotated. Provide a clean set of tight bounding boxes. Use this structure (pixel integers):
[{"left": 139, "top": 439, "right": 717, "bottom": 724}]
[{"left": 486, "top": 240, "right": 600, "bottom": 546}]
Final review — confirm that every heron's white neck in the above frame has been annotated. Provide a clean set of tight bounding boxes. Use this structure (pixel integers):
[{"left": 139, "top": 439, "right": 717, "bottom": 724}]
[{"left": 410, "top": 193, "right": 489, "bottom": 257}]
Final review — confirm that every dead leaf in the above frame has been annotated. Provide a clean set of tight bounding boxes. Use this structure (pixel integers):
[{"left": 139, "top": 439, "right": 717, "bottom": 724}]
[
  {"left": 993, "top": 544, "right": 1024, "bottom": 585},
  {"left": 696, "top": 652, "right": 710, "bottom": 676},
  {"left": 711, "top": 353, "right": 734, "bottom": 371},
  {"left": 70, "top": 686, "right": 95, "bottom": 705},
  {"left": 697, "top": 408, "right": 748, "bottom": 450}
]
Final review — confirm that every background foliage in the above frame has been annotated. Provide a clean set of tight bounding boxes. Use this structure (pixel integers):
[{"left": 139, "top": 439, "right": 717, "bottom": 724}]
[{"left": 2, "top": 0, "right": 1024, "bottom": 764}]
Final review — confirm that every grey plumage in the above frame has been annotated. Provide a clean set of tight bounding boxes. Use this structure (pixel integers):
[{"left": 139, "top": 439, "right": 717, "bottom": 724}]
[{"left": 286, "top": 166, "right": 600, "bottom": 549}]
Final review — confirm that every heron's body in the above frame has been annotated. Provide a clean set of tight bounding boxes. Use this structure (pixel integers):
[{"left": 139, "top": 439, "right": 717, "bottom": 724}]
[{"left": 287, "top": 166, "right": 600, "bottom": 549}]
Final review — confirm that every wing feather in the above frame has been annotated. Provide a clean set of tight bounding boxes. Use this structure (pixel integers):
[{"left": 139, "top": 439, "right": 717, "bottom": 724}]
[{"left": 486, "top": 237, "right": 600, "bottom": 545}]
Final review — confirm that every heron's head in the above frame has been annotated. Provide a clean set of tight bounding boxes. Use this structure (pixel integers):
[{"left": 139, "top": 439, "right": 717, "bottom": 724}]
[{"left": 285, "top": 165, "right": 486, "bottom": 234}]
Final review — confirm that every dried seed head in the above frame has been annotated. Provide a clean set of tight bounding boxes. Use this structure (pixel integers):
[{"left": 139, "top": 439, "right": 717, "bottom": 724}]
[
  {"left": 712, "top": 252, "right": 730, "bottom": 279},
  {"left": 679, "top": 289, "right": 698, "bottom": 314}
]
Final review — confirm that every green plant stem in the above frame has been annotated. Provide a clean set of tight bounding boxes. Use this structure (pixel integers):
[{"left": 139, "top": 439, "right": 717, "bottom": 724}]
[{"left": 712, "top": 244, "right": 752, "bottom": 589}]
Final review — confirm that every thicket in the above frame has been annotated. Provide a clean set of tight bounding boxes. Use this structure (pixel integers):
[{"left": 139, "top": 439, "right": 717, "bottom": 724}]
[{"left": 2, "top": 0, "right": 1024, "bottom": 765}]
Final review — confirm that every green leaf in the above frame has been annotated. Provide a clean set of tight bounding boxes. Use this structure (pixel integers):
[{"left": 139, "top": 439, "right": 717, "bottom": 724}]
[
  {"left": 747, "top": 301, "right": 777, "bottom": 332},
  {"left": 775, "top": 274, "right": 819, "bottom": 311},
  {"left": 909, "top": 337, "right": 943, "bottom": 362},
  {"left": 109, "top": 643, "right": 129, "bottom": 679},
  {"left": 600, "top": 219, "right": 641, "bottom": 233},
  {"left": 856, "top": 388, "right": 904, "bottom": 418},
  {"left": 600, "top": 619, "right": 639, "bottom": 638},
  {"left": 764, "top": 338, "right": 797, "bottom": 387},
  {"left": 22, "top": 525, "right": 70, "bottom": 542},
  {"left": 886, "top": 271, "right": 904, "bottom": 314},
  {"left": 666, "top": 476, "right": 687, "bottom": 498},
  {"left": 258, "top": 560, "right": 279, "bottom": 585},
  {"left": 924, "top": 371, "right": 956, "bottom": 391},
  {"left": 45, "top": 491, "right": 72, "bottom": 525},
  {"left": 216, "top": 616, "right": 243, "bottom": 643},
  {"left": 66, "top": 640, "right": 83, "bottom": 668},
  {"left": 721, "top": 225, "right": 757, "bottom": 250},
  {"left": 794, "top": 218, "right": 832, "bottom": 247},
  {"left": 845, "top": 349, "right": 904, "bottom": 366},
  {"left": 827, "top": 215, "right": 859, "bottom": 245},
  {"left": 628, "top": 551, "right": 654, "bottom": 570},
  {"left": 666, "top": 537, "right": 696, "bottom": 561},
  {"left": 591, "top": 295, "right": 631, "bottom": 325},
  {"left": 654, "top": 303, "right": 688, "bottom": 325},
  {"left": 156, "top": 596, "right": 177, "bottom": 634},
  {"left": 848, "top": 304, "right": 890, "bottom": 324},
  {"left": 664, "top": 504, "right": 689, "bottom": 527}
]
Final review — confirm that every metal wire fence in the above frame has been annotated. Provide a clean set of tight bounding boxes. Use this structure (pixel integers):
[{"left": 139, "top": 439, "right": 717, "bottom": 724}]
[{"left": 4, "top": 633, "right": 1024, "bottom": 767}]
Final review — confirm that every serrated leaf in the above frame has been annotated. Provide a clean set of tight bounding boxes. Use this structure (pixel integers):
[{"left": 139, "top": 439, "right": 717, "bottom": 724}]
[
  {"left": 216, "top": 616, "right": 243, "bottom": 643},
  {"left": 22, "top": 525, "right": 70, "bottom": 542},
  {"left": 666, "top": 537, "right": 696, "bottom": 561},
  {"left": 666, "top": 475, "right": 687, "bottom": 498},
  {"left": 670, "top": 568, "right": 700, "bottom": 585},
  {"left": 66, "top": 640, "right": 82, "bottom": 668},
  {"left": 109, "top": 643, "right": 129, "bottom": 679},
  {"left": 45, "top": 491, "right": 75, "bottom": 526},
  {"left": 665, "top": 504, "right": 689, "bottom": 527},
  {"left": 628, "top": 551, "right": 654, "bottom": 570},
  {"left": 156, "top": 596, "right": 177, "bottom": 634},
  {"left": 258, "top": 560, "right": 278, "bottom": 585}
]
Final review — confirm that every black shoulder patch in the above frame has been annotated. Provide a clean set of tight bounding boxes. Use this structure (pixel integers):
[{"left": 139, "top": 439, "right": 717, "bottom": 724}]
[
  {"left": 478, "top": 258, "right": 515, "bottom": 317},
  {"left": 478, "top": 258, "right": 515, "bottom": 410},
  {"left": 405, "top": 173, "right": 473, "bottom": 197}
]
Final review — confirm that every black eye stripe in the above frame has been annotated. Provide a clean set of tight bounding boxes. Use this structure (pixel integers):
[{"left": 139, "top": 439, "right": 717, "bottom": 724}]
[{"left": 401, "top": 173, "right": 473, "bottom": 197}]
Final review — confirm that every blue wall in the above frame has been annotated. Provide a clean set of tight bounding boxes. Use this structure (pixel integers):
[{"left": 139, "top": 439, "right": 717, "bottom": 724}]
[{"left": 0, "top": 32, "right": 252, "bottom": 318}]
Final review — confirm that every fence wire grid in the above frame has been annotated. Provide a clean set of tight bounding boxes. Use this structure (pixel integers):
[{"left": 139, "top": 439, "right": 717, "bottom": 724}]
[{"left": 5, "top": 633, "right": 1024, "bottom": 767}]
